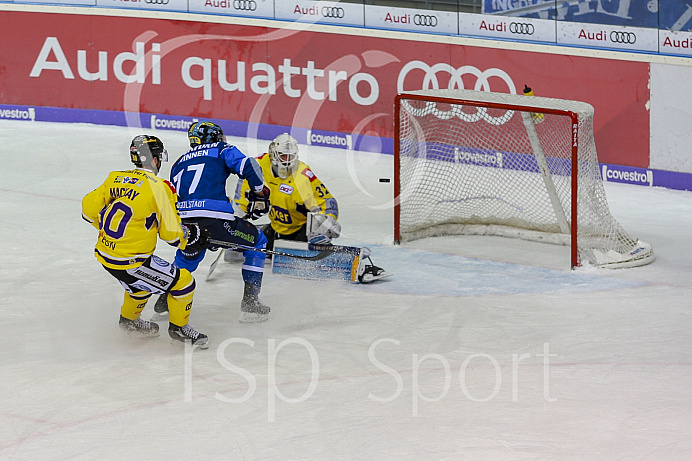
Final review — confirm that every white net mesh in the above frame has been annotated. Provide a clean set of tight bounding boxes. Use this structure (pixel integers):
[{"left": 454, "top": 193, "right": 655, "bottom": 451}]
[{"left": 396, "top": 89, "right": 654, "bottom": 268}]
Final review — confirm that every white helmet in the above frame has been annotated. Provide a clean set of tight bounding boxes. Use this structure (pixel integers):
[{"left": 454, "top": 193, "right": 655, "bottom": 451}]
[{"left": 269, "top": 133, "right": 299, "bottom": 179}]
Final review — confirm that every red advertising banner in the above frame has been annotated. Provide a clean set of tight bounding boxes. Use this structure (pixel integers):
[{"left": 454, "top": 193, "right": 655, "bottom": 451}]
[{"left": 0, "top": 10, "right": 650, "bottom": 167}]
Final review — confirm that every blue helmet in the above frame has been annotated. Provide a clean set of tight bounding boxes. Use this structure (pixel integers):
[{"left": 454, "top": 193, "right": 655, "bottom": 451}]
[{"left": 188, "top": 121, "right": 224, "bottom": 147}]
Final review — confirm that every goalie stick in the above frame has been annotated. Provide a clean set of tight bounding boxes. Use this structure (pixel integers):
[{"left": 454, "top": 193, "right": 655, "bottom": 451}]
[{"left": 207, "top": 238, "right": 334, "bottom": 261}]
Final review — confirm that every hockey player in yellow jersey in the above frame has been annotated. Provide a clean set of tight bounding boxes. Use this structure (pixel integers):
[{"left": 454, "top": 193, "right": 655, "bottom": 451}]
[
  {"left": 234, "top": 133, "right": 341, "bottom": 250},
  {"left": 233, "top": 134, "right": 387, "bottom": 282},
  {"left": 82, "top": 135, "right": 209, "bottom": 348}
]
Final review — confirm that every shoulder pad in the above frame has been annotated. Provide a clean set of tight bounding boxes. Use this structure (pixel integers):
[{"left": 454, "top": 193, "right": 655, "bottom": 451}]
[
  {"left": 301, "top": 167, "right": 317, "bottom": 182},
  {"left": 163, "top": 179, "right": 177, "bottom": 194}
]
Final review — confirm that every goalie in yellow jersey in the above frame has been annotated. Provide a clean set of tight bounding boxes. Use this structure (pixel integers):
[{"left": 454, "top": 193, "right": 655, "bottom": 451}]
[
  {"left": 81, "top": 135, "right": 209, "bottom": 348},
  {"left": 232, "top": 133, "right": 387, "bottom": 281},
  {"left": 234, "top": 133, "right": 341, "bottom": 251}
]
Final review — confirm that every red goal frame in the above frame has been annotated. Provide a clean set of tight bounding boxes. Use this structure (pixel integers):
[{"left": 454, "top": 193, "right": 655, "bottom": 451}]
[{"left": 393, "top": 92, "right": 581, "bottom": 269}]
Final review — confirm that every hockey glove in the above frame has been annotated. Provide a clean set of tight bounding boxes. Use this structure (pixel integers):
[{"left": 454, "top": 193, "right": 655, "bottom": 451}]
[
  {"left": 307, "top": 212, "right": 341, "bottom": 239},
  {"left": 183, "top": 223, "right": 209, "bottom": 252},
  {"left": 246, "top": 185, "right": 271, "bottom": 220},
  {"left": 308, "top": 232, "right": 332, "bottom": 245}
]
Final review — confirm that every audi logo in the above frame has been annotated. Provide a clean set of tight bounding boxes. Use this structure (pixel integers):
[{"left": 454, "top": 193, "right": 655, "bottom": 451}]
[
  {"left": 610, "top": 31, "right": 636, "bottom": 44},
  {"left": 414, "top": 14, "right": 438, "bottom": 27},
  {"left": 397, "top": 61, "right": 517, "bottom": 125},
  {"left": 321, "top": 6, "right": 345, "bottom": 19},
  {"left": 145, "top": 0, "right": 169, "bottom": 3},
  {"left": 233, "top": 0, "right": 257, "bottom": 11},
  {"left": 509, "top": 22, "right": 534, "bottom": 35}
]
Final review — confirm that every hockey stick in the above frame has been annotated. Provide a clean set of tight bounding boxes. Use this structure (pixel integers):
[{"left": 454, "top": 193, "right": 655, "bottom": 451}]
[
  {"left": 206, "top": 249, "right": 226, "bottom": 281},
  {"left": 208, "top": 238, "right": 334, "bottom": 261}
]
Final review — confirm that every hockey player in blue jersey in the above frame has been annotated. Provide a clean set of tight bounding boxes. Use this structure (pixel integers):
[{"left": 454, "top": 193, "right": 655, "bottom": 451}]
[{"left": 154, "top": 121, "right": 272, "bottom": 323}]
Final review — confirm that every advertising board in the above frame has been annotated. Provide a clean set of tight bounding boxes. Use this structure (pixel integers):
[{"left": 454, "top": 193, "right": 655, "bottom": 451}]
[{"left": 0, "top": 9, "right": 650, "bottom": 167}]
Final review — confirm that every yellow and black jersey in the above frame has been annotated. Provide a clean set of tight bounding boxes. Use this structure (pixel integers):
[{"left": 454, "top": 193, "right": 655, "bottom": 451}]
[
  {"left": 82, "top": 168, "right": 187, "bottom": 270},
  {"left": 235, "top": 153, "right": 338, "bottom": 236}
]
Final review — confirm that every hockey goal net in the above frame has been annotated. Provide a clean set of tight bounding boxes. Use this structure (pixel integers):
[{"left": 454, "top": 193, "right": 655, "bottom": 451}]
[{"left": 394, "top": 89, "right": 654, "bottom": 269}]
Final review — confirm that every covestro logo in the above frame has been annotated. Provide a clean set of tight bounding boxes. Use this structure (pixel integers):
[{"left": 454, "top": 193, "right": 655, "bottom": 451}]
[
  {"left": 602, "top": 165, "right": 653, "bottom": 186},
  {"left": 0, "top": 107, "right": 35, "bottom": 121}
]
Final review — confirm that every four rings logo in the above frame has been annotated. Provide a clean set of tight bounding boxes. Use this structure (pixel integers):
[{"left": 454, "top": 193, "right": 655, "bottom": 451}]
[
  {"left": 233, "top": 0, "right": 257, "bottom": 11},
  {"left": 145, "top": 0, "right": 169, "bottom": 4},
  {"left": 396, "top": 61, "right": 517, "bottom": 125},
  {"left": 509, "top": 22, "right": 534, "bottom": 35},
  {"left": 610, "top": 31, "right": 636, "bottom": 44},
  {"left": 414, "top": 14, "right": 438, "bottom": 27},
  {"left": 322, "top": 6, "right": 345, "bottom": 18}
]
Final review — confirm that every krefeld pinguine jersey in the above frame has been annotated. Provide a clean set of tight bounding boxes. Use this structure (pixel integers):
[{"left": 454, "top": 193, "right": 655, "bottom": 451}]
[
  {"left": 235, "top": 153, "right": 338, "bottom": 235},
  {"left": 170, "top": 142, "right": 264, "bottom": 220},
  {"left": 82, "top": 168, "right": 186, "bottom": 269}
]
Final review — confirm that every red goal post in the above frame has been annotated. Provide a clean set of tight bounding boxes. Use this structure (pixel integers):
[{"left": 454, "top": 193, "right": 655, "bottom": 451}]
[{"left": 393, "top": 89, "right": 654, "bottom": 269}]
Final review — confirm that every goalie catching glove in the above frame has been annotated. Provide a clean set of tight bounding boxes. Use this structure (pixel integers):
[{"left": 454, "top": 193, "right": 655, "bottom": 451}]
[
  {"left": 183, "top": 223, "right": 209, "bottom": 252},
  {"left": 246, "top": 185, "right": 271, "bottom": 220},
  {"left": 307, "top": 211, "right": 341, "bottom": 245}
]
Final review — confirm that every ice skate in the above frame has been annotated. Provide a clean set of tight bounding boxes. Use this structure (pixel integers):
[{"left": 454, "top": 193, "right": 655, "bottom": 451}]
[
  {"left": 150, "top": 294, "right": 169, "bottom": 321},
  {"left": 119, "top": 315, "right": 160, "bottom": 338},
  {"left": 358, "top": 257, "right": 392, "bottom": 283},
  {"left": 168, "top": 323, "right": 209, "bottom": 349},
  {"left": 240, "top": 282, "right": 270, "bottom": 324}
]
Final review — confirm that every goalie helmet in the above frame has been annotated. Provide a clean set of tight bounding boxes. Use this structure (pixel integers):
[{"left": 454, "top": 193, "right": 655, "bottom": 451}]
[
  {"left": 269, "top": 133, "right": 299, "bottom": 179},
  {"left": 188, "top": 121, "right": 225, "bottom": 147},
  {"left": 130, "top": 135, "right": 168, "bottom": 174}
]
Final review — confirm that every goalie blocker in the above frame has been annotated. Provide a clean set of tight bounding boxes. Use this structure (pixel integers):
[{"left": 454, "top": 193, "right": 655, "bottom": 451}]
[{"left": 272, "top": 241, "right": 390, "bottom": 283}]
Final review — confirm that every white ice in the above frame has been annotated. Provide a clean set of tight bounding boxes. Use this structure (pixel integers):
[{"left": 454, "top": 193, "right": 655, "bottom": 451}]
[{"left": 1, "top": 120, "right": 691, "bottom": 460}]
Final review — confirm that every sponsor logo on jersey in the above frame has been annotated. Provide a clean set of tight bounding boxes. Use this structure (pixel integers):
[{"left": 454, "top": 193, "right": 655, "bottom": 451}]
[
  {"left": 133, "top": 268, "right": 169, "bottom": 288},
  {"left": 278, "top": 184, "right": 294, "bottom": 194},
  {"left": 232, "top": 229, "right": 255, "bottom": 243},
  {"left": 301, "top": 168, "right": 316, "bottom": 182},
  {"left": 100, "top": 234, "right": 116, "bottom": 251},
  {"left": 114, "top": 176, "right": 143, "bottom": 186}
]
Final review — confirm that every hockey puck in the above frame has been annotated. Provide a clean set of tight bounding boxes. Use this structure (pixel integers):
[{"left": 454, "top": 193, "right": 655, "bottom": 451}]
[{"left": 379, "top": 178, "right": 391, "bottom": 183}]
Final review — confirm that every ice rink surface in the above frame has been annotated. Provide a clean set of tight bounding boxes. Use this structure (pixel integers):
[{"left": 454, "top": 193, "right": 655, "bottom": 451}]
[{"left": 1, "top": 120, "right": 691, "bottom": 460}]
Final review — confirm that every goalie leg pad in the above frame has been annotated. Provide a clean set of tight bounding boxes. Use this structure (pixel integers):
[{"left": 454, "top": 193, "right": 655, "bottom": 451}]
[{"left": 272, "top": 241, "right": 363, "bottom": 282}]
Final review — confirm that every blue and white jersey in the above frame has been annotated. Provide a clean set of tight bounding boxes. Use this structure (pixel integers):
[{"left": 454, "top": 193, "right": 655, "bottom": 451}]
[{"left": 170, "top": 142, "right": 264, "bottom": 220}]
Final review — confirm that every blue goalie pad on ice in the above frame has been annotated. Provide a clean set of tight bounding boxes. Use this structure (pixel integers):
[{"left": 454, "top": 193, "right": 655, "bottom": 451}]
[{"left": 272, "top": 241, "right": 365, "bottom": 283}]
